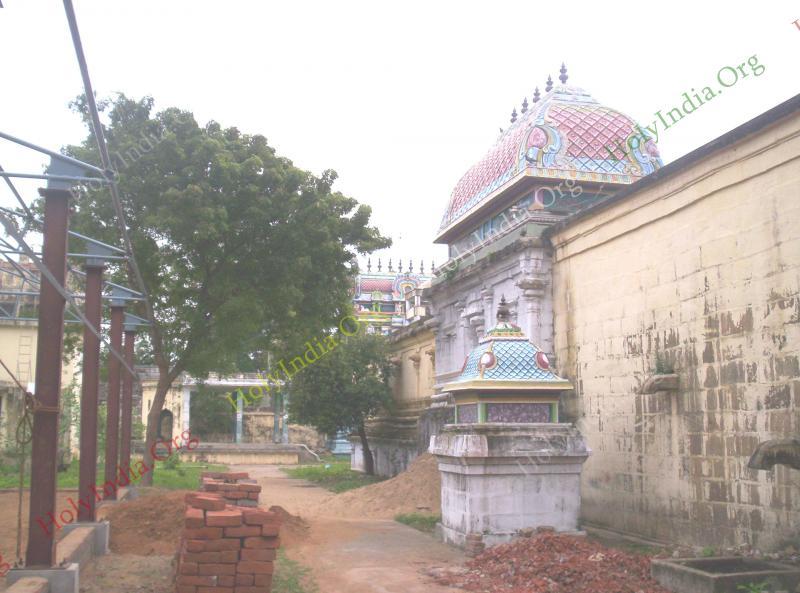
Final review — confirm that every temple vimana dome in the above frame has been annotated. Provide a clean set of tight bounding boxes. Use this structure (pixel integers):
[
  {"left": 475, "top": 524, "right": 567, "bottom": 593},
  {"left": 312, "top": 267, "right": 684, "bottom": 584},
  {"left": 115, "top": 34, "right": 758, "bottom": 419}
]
[{"left": 437, "top": 64, "right": 664, "bottom": 249}]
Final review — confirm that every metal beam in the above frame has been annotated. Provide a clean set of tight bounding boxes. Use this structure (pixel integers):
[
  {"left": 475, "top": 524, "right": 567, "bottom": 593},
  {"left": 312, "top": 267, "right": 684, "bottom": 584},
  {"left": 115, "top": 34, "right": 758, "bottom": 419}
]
[
  {"left": 120, "top": 328, "right": 135, "bottom": 472},
  {"left": 104, "top": 304, "right": 124, "bottom": 499},
  {"left": 25, "top": 188, "right": 70, "bottom": 567},
  {"left": 77, "top": 258, "right": 103, "bottom": 522},
  {"left": 0, "top": 130, "right": 105, "bottom": 176}
]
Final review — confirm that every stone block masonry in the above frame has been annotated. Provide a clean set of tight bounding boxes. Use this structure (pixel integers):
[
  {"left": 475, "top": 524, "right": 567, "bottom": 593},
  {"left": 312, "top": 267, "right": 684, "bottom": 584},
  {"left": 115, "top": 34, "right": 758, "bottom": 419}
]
[
  {"left": 176, "top": 472, "right": 281, "bottom": 593},
  {"left": 201, "top": 471, "right": 262, "bottom": 508},
  {"left": 549, "top": 101, "right": 800, "bottom": 550}
]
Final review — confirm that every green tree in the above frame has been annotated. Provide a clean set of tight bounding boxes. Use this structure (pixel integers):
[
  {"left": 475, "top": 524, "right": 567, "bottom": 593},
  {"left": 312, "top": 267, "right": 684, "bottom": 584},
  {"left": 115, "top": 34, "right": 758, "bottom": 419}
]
[
  {"left": 61, "top": 94, "right": 390, "bottom": 484},
  {"left": 289, "top": 329, "right": 394, "bottom": 475},
  {"left": 189, "top": 386, "right": 237, "bottom": 440}
]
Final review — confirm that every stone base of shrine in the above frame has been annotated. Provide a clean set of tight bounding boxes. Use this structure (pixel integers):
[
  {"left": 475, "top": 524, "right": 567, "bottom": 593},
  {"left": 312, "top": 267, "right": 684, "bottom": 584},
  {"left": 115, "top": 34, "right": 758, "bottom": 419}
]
[{"left": 430, "top": 422, "right": 590, "bottom": 548}]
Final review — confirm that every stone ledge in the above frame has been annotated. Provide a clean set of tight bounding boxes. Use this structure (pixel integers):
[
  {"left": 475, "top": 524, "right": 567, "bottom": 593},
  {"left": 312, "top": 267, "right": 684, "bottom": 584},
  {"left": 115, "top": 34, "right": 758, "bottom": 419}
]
[
  {"left": 6, "top": 564, "right": 78, "bottom": 593},
  {"left": 6, "top": 577, "right": 49, "bottom": 593},
  {"left": 640, "top": 373, "right": 679, "bottom": 393}
]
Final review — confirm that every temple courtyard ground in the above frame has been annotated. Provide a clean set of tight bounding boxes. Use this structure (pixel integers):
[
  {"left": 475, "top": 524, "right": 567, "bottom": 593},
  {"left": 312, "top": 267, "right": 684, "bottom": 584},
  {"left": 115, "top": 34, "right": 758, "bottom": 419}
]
[{"left": 0, "top": 465, "right": 465, "bottom": 593}]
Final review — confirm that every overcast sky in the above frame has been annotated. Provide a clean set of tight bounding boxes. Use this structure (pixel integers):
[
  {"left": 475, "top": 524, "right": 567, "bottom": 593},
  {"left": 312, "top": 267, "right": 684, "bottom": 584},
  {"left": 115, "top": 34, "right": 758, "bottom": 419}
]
[{"left": 1, "top": 1, "right": 798, "bottom": 269}]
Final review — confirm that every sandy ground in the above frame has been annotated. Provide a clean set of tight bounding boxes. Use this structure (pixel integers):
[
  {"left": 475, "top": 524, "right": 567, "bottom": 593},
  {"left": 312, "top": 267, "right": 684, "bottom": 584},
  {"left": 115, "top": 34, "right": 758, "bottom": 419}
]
[
  {"left": 241, "top": 464, "right": 465, "bottom": 593},
  {"left": 0, "top": 467, "right": 464, "bottom": 593}
]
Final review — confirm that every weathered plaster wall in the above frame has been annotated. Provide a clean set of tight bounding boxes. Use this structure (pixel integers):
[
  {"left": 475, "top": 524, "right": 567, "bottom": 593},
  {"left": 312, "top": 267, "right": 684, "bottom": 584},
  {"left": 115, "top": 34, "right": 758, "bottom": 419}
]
[{"left": 550, "top": 110, "right": 800, "bottom": 549}]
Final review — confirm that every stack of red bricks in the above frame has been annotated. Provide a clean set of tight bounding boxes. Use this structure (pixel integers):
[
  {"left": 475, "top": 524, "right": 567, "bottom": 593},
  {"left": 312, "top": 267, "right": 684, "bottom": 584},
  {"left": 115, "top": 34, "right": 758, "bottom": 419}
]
[
  {"left": 176, "top": 490, "right": 281, "bottom": 593},
  {"left": 201, "top": 471, "right": 262, "bottom": 507}
]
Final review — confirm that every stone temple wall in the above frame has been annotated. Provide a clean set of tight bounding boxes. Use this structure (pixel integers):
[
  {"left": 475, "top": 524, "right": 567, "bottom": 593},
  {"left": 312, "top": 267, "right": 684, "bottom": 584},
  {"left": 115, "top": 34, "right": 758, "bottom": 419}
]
[{"left": 549, "top": 108, "right": 800, "bottom": 549}]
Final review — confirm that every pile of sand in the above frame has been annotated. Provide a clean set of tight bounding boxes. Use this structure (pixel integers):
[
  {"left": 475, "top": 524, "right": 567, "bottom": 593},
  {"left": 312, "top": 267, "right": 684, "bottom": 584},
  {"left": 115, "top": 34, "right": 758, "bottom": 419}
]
[
  {"left": 319, "top": 453, "right": 441, "bottom": 520},
  {"left": 101, "top": 489, "right": 187, "bottom": 555},
  {"left": 99, "top": 490, "right": 310, "bottom": 555}
]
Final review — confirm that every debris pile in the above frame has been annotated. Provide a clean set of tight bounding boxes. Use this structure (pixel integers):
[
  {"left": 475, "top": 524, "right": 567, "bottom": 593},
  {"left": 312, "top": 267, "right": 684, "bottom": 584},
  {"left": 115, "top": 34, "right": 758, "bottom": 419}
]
[
  {"left": 435, "top": 532, "right": 673, "bottom": 593},
  {"left": 200, "top": 470, "right": 263, "bottom": 507}
]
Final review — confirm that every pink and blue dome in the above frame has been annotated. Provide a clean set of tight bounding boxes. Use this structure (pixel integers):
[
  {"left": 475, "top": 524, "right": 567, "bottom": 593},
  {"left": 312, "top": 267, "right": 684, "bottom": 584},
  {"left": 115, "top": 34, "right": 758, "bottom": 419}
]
[{"left": 439, "top": 71, "right": 664, "bottom": 234}]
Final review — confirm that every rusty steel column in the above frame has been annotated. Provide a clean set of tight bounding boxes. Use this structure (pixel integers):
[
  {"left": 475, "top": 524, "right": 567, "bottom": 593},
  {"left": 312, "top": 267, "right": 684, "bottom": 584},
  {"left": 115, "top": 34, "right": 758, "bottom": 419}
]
[
  {"left": 119, "top": 328, "right": 135, "bottom": 472},
  {"left": 77, "top": 256, "right": 104, "bottom": 522},
  {"left": 25, "top": 188, "right": 70, "bottom": 567},
  {"left": 104, "top": 304, "right": 124, "bottom": 499}
]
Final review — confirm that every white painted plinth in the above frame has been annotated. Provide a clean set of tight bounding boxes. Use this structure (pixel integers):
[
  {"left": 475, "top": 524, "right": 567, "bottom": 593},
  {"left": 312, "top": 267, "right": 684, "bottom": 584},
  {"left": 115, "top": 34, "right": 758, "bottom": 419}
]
[{"left": 430, "top": 422, "right": 590, "bottom": 548}]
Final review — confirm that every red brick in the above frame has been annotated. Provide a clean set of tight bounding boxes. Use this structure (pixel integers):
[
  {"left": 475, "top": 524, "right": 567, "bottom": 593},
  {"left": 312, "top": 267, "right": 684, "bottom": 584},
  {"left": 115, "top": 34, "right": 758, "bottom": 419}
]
[
  {"left": 199, "top": 563, "right": 236, "bottom": 575},
  {"left": 242, "top": 510, "right": 276, "bottom": 525},
  {"left": 218, "top": 576, "right": 235, "bottom": 586},
  {"left": 223, "top": 492, "right": 240, "bottom": 500},
  {"left": 180, "top": 562, "right": 199, "bottom": 575},
  {"left": 186, "top": 507, "right": 206, "bottom": 529},
  {"left": 261, "top": 523, "right": 280, "bottom": 537},
  {"left": 178, "top": 576, "right": 217, "bottom": 586},
  {"left": 186, "top": 492, "right": 224, "bottom": 504},
  {"left": 243, "top": 536, "right": 280, "bottom": 549},
  {"left": 189, "top": 495, "right": 227, "bottom": 511},
  {"left": 201, "top": 539, "right": 241, "bottom": 551},
  {"left": 206, "top": 510, "right": 243, "bottom": 527},
  {"left": 240, "top": 549, "right": 276, "bottom": 562},
  {"left": 197, "top": 588, "right": 233, "bottom": 593},
  {"left": 186, "top": 540, "right": 206, "bottom": 552},
  {"left": 177, "top": 586, "right": 196, "bottom": 593},
  {"left": 236, "top": 561, "right": 274, "bottom": 575},
  {"left": 184, "top": 551, "right": 238, "bottom": 564},
  {"left": 247, "top": 492, "right": 259, "bottom": 500},
  {"left": 253, "top": 575, "right": 272, "bottom": 587},
  {"left": 184, "top": 527, "right": 223, "bottom": 540},
  {"left": 239, "top": 484, "right": 261, "bottom": 492},
  {"left": 235, "top": 574, "right": 254, "bottom": 585},
  {"left": 235, "top": 587, "right": 270, "bottom": 593},
  {"left": 224, "top": 526, "right": 261, "bottom": 538}
]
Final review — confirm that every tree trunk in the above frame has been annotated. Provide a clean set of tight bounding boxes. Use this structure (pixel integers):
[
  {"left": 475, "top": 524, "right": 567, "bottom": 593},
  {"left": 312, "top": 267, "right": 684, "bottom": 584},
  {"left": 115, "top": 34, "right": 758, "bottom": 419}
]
[
  {"left": 356, "top": 422, "right": 375, "bottom": 476},
  {"left": 139, "top": 369, "right": 173, "bottom": 486}
]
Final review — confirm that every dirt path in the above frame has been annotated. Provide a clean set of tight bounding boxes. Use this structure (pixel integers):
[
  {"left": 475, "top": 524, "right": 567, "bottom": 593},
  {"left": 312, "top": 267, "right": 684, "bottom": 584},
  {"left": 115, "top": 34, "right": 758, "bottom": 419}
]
[
  {"left": 1, "top": 467, "right": 463, "bottom": 593},
  {"left": 236, "top": 464, "right": 466, "bottom": 593}
]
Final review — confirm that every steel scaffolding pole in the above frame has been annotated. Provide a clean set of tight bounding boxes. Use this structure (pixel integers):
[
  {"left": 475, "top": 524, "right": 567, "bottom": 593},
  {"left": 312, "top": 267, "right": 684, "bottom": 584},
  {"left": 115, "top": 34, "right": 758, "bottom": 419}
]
[
  {"left": 77, "top": 255, "right": 104, "bottom": 522},
  {"left": 25, "top": 188, "right": 70, "bottom": 567},
  {"left": 119, "top": 328, "right": 135, "bottom": 472},
  {"left": 104, "top": 304, "right": 123, "bottom": 499}
]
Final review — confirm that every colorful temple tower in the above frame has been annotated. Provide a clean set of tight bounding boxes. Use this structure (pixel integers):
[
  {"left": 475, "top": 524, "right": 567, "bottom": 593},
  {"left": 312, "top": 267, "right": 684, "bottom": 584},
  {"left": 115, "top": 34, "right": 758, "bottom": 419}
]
[
  {"left": 429, "top": 65, "right": 663, "bottom": 397},
  {"left": 353, "top": 258, "right": 432, "bottom": 335},
  {"left": 431, "top": 297, "right": 589, "bottom": 547}
]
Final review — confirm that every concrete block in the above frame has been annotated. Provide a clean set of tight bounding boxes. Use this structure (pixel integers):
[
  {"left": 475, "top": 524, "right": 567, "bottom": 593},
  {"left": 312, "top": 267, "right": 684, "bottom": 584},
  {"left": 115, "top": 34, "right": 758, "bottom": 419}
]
[
  {"left": 56, "top": 527, "right": 93, "bottom": 566},
  {"left": 60, "top": 521, "right": 109, "bottom": 555},
  {"left": 6, "top": 564, "right": 79, "bottom": 593},
  {"left": 651, "top": 557, "right": 800, "bottom": 593}
]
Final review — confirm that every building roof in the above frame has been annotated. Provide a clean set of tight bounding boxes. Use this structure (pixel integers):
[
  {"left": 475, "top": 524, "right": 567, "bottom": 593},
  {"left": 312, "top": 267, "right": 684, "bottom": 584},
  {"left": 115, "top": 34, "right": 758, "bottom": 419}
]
[{"left": 438, "top": 78, "right": 664, "bottom": 238}]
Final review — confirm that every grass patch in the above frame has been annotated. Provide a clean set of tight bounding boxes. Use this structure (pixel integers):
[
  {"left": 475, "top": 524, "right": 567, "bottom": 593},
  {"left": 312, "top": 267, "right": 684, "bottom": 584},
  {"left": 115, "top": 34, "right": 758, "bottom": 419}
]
[
  {"left": 281, "top": 458, "right": 384, "bottom": 493},
  {"left": 0, "top": 458, "right": 226, "bottom": 491},
  {"left": 272, "top": 550, "right": 318, "bottom": 593},
  {"left": 395, "top": 513, "right": 440, "bottom": 533},
  {"left": 149, "top": 460, "right": 227, "bottom": 490}
]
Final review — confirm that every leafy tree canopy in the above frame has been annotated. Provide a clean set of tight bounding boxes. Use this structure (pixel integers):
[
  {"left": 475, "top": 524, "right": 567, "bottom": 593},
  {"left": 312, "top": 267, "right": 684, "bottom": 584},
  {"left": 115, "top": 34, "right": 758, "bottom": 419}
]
[
  {"left": 57, "top": 94, "right": 390, "bottom": 480},
  {"left": 289, "top": 329, "right": 394, "bottom": 473}
]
